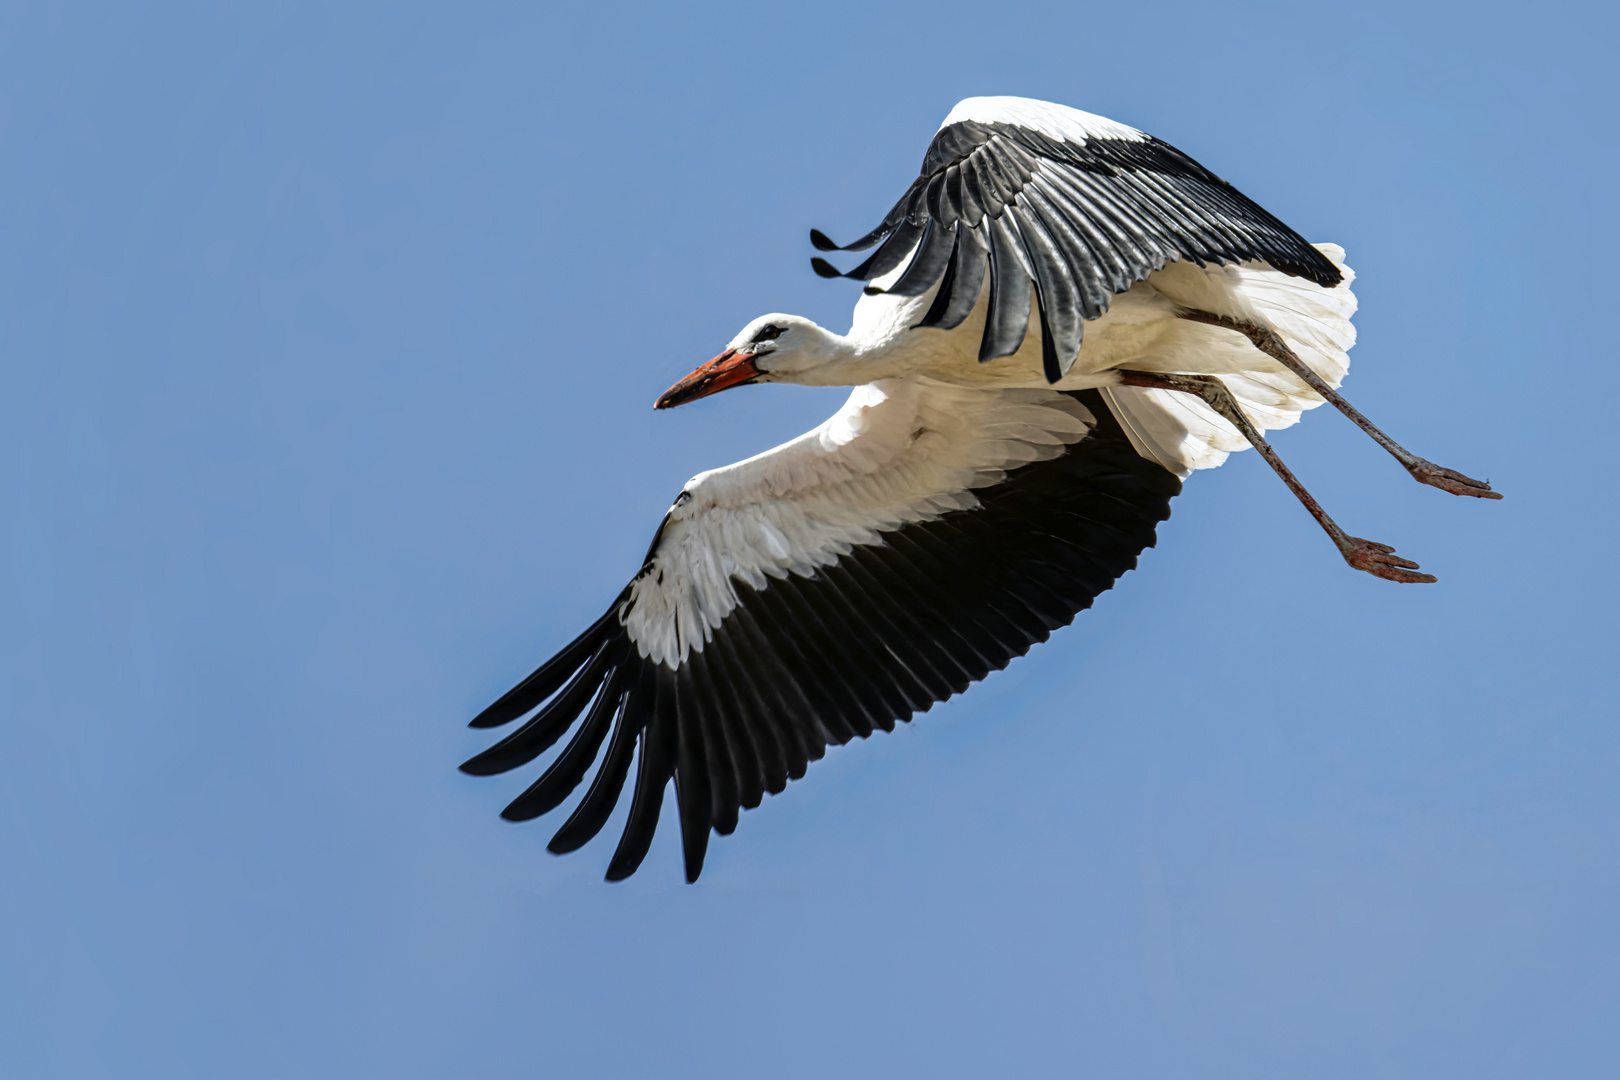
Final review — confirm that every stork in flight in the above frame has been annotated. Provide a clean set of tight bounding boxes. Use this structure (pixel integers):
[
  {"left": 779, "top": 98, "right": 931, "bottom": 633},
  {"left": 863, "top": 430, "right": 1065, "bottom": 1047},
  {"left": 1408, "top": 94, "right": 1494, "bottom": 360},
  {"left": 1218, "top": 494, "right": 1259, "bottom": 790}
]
[{"left": 462, "top": 97, "right": 1500, "bottom": 882}]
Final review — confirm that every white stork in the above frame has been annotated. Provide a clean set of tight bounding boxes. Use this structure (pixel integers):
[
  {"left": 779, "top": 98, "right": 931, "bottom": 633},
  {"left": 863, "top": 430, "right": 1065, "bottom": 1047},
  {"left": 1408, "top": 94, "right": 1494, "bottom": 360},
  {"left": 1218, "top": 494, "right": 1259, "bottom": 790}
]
[{"left": 462, "top": 97, "right": 1500, "bottom": 882}]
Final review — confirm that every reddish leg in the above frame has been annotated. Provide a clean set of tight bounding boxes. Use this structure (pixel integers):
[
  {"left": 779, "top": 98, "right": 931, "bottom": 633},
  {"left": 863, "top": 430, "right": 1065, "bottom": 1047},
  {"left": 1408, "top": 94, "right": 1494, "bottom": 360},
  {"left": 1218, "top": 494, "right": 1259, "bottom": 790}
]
[
  {"left": 1117, "top": 369, "right": 1436, "bottom": 584},
  {"left": 1176, "top": 310, "right": 1503, "bottom": 500}
]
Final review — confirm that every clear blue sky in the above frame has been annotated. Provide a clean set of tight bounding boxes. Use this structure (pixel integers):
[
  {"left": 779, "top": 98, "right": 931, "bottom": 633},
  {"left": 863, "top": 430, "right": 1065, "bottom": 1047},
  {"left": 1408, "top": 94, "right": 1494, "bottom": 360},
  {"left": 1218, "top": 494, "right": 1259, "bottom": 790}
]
[{"left": 2, "top": 2, "right": 1616, "bottom": 1076}]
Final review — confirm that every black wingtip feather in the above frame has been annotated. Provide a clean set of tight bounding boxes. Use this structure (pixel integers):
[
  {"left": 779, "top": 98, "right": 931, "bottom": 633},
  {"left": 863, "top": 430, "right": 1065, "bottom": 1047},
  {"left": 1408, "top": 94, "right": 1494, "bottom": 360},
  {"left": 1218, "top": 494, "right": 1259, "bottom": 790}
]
[
  {"left": 809, "top": 228, "right": 839, "bottom": 251},
  {"left": 468, "top": 602, "right": 622, "bottom": 728},
  {"left": 605, "top": 675, "right": 678, "bottom": 881},
  {"left": 810, "top": 257, "right": 843, "bottom": 279},
  {"left": 458, "top": 641, "right": 616, "bottom": 776},
  {"left": 497, "top": 676, "right": 623, "bottom": 821},
  {"left": 545, "top": 670, "right": 650, "bottom": 854},
  {"left": 1037, "top": 299, "right": 1064, "bottom": 385},
  {"left": 676, "top": 769, "right": 712, "bottom": 883}
]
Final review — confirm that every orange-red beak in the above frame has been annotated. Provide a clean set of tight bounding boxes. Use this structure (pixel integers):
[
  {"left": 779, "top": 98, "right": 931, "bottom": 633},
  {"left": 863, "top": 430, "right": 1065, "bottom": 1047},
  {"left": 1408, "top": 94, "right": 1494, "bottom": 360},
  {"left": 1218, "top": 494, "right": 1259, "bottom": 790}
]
[{"left": 654, "top": 349, "right": 760, "bottom": 410}]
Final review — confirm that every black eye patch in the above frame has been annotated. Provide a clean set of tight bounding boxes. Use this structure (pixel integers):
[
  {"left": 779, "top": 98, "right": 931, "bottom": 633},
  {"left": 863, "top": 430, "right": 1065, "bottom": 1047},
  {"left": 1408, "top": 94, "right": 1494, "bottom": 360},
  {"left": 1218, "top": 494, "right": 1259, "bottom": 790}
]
[{"left": 750, "top": 324, "right": 786, "bottom": 344}]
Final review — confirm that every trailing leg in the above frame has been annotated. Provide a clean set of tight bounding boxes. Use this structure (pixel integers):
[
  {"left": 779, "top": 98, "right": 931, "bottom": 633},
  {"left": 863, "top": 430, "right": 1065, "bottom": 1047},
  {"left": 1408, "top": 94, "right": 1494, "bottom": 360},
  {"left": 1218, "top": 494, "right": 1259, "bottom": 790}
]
[
  {"left": 1116, "top": 369, "right": 1436, "bottom": 584},
  {"left": 1176, "top": 310, "right": 1502, "bottom": 500}
]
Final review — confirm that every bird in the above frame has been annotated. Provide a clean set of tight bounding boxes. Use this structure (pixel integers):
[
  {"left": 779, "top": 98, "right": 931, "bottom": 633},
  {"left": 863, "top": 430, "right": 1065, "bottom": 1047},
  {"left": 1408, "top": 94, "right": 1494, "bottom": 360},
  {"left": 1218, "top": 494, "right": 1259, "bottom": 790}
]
[{"left": 461, "top": 96, "right": 1501, "bottom": 883}]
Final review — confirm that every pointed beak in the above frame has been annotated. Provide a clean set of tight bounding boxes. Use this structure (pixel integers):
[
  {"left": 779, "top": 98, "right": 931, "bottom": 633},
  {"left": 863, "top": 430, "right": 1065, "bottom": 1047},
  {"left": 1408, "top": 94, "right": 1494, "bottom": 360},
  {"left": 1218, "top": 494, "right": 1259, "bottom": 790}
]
[{"left": 654, "top": 349, "right": 761, "bottom": 410}]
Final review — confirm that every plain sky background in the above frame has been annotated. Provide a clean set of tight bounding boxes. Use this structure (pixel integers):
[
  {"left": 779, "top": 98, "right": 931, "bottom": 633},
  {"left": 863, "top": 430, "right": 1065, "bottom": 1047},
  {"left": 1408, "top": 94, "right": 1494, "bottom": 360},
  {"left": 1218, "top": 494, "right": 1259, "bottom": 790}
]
[{"left": 2, "top": 2, "right": 1617, "bottom": 1076}]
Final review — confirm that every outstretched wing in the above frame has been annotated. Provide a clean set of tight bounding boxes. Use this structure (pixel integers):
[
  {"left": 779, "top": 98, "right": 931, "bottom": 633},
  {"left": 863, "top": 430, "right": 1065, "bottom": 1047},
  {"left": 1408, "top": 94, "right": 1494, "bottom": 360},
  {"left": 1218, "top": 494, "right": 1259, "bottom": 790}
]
[
  {"left": 461, "top": 383, "right": 1180, "bottom": 882},
  {"left": 811, "top": 96, "right": 1342, "bottom": 382}
]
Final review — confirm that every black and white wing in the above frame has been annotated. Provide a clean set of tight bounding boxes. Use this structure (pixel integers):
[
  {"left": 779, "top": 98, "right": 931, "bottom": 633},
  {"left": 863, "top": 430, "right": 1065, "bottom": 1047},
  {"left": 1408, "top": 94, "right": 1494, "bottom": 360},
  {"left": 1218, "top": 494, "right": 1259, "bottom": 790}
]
[
  {"left": 811, "top": 97, "right": 1342, "bottom": 382},
  {"left": 461, "top": 383, "right": 1180, "bottom": 882}
]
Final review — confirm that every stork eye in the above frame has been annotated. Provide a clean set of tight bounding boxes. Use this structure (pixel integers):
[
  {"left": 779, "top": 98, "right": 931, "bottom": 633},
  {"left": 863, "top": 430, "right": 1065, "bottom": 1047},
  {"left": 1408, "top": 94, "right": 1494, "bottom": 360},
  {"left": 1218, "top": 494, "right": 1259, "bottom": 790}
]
[{"left": 751, "top": 324, "right": 786, "bottom": 343}]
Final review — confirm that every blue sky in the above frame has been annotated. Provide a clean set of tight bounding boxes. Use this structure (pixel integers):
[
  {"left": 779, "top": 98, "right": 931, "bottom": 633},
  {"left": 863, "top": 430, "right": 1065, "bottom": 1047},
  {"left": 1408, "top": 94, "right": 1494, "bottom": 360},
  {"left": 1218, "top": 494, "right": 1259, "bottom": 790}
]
[{"left": 2, "top": 1, "right": 1616, "bottom": 1076}]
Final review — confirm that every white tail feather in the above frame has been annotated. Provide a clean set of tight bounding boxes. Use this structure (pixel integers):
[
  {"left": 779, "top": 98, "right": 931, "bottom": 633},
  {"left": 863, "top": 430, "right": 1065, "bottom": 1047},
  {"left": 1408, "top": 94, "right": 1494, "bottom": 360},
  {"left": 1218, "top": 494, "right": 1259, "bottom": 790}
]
[{"left": 1107, "top": 244, "right": 1357, "bottom": 477}]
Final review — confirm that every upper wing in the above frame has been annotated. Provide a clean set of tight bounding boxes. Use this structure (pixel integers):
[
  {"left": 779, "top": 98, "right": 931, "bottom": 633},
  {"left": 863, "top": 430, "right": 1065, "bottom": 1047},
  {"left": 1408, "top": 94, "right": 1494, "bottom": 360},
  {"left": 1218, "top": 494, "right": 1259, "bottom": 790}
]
[
  {"left": 811, "top": 96, "right": 1342, "bottom": 382},
  {"left": 461, "top": 381, "right": 1180, "bottom": 882}
]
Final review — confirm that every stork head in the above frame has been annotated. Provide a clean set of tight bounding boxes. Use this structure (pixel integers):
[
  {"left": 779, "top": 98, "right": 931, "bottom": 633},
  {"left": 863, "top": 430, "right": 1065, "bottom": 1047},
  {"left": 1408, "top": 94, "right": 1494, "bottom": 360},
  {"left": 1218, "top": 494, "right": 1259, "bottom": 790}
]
[{"left": 655, "top": 314, "right": 855, "bottom": 409}]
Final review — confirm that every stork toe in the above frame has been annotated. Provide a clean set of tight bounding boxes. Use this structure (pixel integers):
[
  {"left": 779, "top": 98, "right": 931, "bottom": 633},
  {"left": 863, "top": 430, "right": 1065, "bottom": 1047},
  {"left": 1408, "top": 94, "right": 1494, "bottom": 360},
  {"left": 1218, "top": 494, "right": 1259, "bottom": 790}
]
[
  {"left": 1337, "top": 537, "right": 1438, "bottom": 584},
  {"left": 1406, "top": 459, "right": 1503, "bottom": 499}
]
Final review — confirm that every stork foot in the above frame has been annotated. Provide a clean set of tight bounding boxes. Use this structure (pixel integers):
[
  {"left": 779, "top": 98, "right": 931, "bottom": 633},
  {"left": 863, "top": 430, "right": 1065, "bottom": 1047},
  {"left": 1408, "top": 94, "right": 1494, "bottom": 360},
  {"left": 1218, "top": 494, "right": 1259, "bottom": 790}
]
[
  {"left": 1338, "top": 537, "right": 1437, "bottom": 584},
  {"left": 1406, "top": 459, "right": 1503, "bottom": 500}
]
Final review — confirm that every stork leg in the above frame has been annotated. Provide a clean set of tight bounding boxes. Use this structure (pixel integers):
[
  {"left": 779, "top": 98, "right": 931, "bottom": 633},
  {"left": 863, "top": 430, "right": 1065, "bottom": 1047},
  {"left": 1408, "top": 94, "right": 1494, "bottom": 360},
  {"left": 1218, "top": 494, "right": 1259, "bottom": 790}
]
[
  {"left": 1176, "top": 310, "right": 1502, "bottom": 500},
  {"left": 1116, "top": 369, "right": 1436, "bottom": 584}
]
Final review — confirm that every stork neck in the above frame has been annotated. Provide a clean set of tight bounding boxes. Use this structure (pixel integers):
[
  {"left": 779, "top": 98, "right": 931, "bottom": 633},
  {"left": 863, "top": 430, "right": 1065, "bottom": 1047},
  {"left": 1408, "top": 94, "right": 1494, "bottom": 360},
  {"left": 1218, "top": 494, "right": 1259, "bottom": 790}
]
[{"left": 777, "top": 329, "right": 872, "bottom": 387}]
